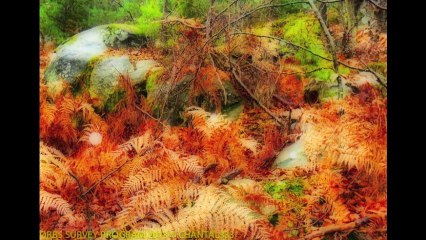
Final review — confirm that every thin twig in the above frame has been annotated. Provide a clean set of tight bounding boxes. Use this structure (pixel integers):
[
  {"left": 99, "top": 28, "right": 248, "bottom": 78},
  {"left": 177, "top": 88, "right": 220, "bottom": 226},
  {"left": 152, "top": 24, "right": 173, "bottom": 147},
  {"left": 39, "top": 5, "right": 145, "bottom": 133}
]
[
  {"left": 134, "top": 104, "right": 165, "bottom": 127},
  {"left": 68, "top": 171, "right": 92, "bottom": 234},
  {"left": 359, "top": 60, "right": 387, "bottom": 89},
  {"left": 231, "top": 65, "right": 286, "bottom": 126},
  {"left": 228, "top": 32, "right": 386, "bottom": 90},
  {"left": 213, "top": 0, "right": 240, "bottom": 22},
  {"left": 299, "top": 217, "right": 370, "bottom": 240},
  {"left": 210, "top": 1, "right": 309, "bottom": 43},
  {"left": 229, "top": 32, "right": 333, "bottom": 62}
]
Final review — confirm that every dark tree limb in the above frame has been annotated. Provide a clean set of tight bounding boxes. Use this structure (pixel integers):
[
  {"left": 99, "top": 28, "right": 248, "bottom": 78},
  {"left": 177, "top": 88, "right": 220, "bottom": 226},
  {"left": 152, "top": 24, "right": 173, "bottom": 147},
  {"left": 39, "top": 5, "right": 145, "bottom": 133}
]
[
  {"left": 229, "top": 32, "right": 333, "bottom": 62},
  {"left": 220, "top": 168, "right": 242, "bottom": 184},
  {"left": 273, "top": 94, "right": 298, "bottom": 108}
]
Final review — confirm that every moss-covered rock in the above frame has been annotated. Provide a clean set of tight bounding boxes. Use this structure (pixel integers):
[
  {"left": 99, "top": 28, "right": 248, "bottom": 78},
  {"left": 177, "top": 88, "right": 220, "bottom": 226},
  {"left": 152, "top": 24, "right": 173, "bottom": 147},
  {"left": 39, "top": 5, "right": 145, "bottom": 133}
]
[
  {"left": 44, "top": 24, "right": 149, "bottom": 93},
  {"left": 43, "top": 24, "right": 160, "bottom": 111}
]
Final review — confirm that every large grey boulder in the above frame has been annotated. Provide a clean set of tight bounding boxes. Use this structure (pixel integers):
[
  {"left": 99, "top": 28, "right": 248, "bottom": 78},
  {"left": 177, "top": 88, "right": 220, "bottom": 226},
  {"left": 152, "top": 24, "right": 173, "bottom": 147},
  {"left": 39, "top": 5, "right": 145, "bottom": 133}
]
[
  {"left": 45, "top": 24, "right": 149, "bottom": 86},
  {"left": 43, "top": 24, "right": 159, "bottom": 110},
  {"left": 89, "top": 57, "right": 159, "bottom": 100}
]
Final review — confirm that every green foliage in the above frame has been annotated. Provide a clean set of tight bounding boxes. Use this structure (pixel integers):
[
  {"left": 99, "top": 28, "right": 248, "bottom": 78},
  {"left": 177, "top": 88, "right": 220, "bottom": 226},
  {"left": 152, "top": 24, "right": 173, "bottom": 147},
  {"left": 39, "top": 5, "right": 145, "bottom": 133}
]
[
  {"left": 368, "top": 62, "right": 387, "bottom": 77},
  {"left": 146, "top": 68, "right": 164, "bottom": 94},
  {"left": 275, "top": 0, "right": 309, "bottom": 15},
  {"left": 40, "top": 0, "right": 145, "bottom": 44},
  {"left": 264, "top": 179, "right": 304, "bottom": 200},
  {"left": 137, "top": 0, "right": 164, "bottom": 38},
  {"left": 282, "top": 13, "right": 334, "bottom": 81},
  {"left": 170, "top": 0, "right": 210, "bottom": 20},
  {"left": 87, "top": 0, "right": 141, "bottom": 27},
  {"left": 40, "top": 0, "right": 91, "bottom": 44}
]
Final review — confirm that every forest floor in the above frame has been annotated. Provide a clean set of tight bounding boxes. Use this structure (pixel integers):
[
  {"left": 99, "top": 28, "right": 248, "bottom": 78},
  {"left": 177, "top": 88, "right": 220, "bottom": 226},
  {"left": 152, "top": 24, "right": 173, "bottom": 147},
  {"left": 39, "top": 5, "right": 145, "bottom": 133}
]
[{"left": 40, "top": 12, "right": 387, "bottom": 240}]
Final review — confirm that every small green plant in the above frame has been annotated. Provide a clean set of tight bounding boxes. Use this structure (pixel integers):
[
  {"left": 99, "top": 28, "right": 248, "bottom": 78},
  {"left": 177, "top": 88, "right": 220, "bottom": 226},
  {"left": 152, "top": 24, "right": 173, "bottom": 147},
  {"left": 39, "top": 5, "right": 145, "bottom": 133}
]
[{"left": 264, "top": 179, "right": 304, "bottom": 200}]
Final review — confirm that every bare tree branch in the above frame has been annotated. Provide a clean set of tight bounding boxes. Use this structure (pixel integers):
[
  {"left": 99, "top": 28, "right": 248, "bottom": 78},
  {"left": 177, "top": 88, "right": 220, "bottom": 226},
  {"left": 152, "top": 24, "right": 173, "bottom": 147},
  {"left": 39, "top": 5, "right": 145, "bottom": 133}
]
[
  {"left": 229, "top": 32, "right": 333, "bottom": 62},
  {"left": 210, "top": 1, "right": 309, "bottom": 43},
  {"left": 228, "top": 32, "right": 387, "bottom": 89},
  {"left": 308, "top": 0, "right": 345, "bottom": 98},
  {"left": 231, "top": 65, "right": 287, "bottom": 126},
  {"left": 213, "top": 0, "right": 240, "bottom": 22},
  {"left": 134, "top": 104, "right": 166, "bottom": 127}
]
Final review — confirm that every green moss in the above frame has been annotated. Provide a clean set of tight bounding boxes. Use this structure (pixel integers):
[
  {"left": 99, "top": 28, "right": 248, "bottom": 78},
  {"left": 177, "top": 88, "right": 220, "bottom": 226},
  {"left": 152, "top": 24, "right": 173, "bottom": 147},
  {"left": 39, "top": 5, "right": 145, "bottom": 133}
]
[
  {"left": 137, "top": 0, "right": 163, "bottom": 38},
  {"left": 368, "top": 62, "right": 387, "bottom": 77},
  {"left": 264, "top": 179, "right": 304, "bottom": 200},
  {"left": 282, "top": 13, "right": 334, "bottom": 82},
  {"left": 103, "top": 89, "right": 126, "bottom": 113},
  {"left": 146, "top": 68, "right": 164, "bottom": 94},
  {"left": 109, "top": 23, "right": 145, "bottom": 35},
  {"left": 338, "top": 65, "right": 351, "bottom": 75},
  {"left": 312, "top": 69, "right": 334, "bottom": 82},
  {"left": 70, "top": 56, "right": 103, "bottom": 97}
]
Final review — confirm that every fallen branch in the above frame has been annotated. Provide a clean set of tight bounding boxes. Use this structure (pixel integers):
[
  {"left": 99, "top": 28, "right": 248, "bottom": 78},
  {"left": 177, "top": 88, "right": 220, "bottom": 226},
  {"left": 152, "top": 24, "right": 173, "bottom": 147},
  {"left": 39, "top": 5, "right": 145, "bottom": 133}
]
[
  {"left": 300, "top": 217, "right": 370, "bottom": 240},
  {"left": 316, "top": 0, "right": 342, "bottom": 3},
  {"left": 359, "top": 60, "right": 387, "bottom": 89},
  {"left": 229, "top": 32, "right": 333, "bottom": 62},
  {"left": 220, "top": 168, "right": 242, "bottom": 184}
]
